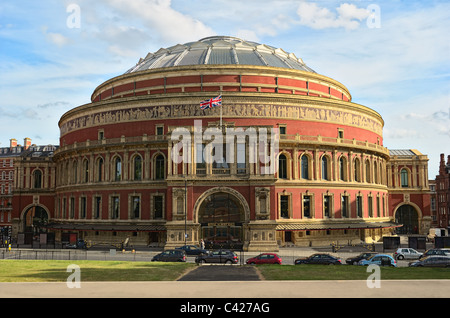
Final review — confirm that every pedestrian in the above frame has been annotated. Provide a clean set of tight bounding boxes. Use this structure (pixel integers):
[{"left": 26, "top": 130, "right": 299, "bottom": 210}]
[{"left": 200, "top": 239, "right": 205, "bottom": 250}]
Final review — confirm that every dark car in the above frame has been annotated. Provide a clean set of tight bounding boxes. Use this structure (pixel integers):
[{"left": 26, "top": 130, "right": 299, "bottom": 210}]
[
  {"left": 295, "top": 253, "right": 342, "bottom": 265},
  {"left": 175, "top": 245, "right": 207, "bottom": 255},
  {"left": 246, "top": 253, "right": 282, "bottom": 265},
  {"left": 195, "top": 250, "right": 238, "bottom": 264},
  {"left": 151, "top": 249, "right": 186, "bottom": 262},
  {"left": 419, "top": 248, "right": 450, "bottom": 260},
  {"left": 409, "top": 256, "right": 450, "bottom": 267},
  {"left": 64, "top": 239, "right": 87, "bottom": 249},
  {"left": 346, "top": 252, "right": 377, "bottom": 265}
]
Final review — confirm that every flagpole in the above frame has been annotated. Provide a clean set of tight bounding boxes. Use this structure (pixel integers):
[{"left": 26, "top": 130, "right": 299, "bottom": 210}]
[{"left": 219, "top": 90, "right": 222, "bottom": 128}]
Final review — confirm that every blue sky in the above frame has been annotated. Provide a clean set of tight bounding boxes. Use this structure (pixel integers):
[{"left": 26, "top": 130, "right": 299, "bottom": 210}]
[{"left": 0, "top": 0, "right": 449, "bottom": 177}]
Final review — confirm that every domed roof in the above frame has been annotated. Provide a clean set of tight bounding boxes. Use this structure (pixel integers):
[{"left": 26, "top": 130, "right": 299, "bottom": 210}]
[{"left": 124, "top": 36, "right": 316, "bottom": 74}]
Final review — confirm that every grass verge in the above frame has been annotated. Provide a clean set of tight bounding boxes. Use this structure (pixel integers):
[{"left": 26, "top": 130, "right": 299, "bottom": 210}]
[
  {"left": 0, "top": 260, "right": 196, "bottom": 282},
  {"left": 256, "top": 264, "right": 450, "bottom": 280},
  {"left": 1, "top": 260, "right": 449, "bottom": 282}
]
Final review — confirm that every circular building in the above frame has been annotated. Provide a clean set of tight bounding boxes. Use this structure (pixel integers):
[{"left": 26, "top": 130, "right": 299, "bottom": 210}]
[{"left": 51, "top": 36, "right": 393, "bottom": 250}]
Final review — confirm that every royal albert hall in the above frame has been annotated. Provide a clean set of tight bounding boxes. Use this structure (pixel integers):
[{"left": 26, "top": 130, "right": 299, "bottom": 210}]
[{"left": 43, "top": 36, "right": 402, "bottom": 251}]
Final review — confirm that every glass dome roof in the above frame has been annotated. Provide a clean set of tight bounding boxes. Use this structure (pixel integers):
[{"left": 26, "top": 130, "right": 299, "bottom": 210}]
[{"left": 124, "top": 36, "right": 316, "bottom": 74}]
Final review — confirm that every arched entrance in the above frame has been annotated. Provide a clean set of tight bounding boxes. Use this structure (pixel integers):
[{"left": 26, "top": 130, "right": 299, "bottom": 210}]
[
  {"left": 395, "top": 204, "right": 419, "bottom": 234},
  {"left": 23, "top": 205, "right": 49, "bottom": 235},
  {"left": 196, "top": 190, "right": 247, "bottom": 249}
]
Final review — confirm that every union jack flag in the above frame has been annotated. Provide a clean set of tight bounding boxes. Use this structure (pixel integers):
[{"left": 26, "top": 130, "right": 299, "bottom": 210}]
[{"left": 200, "top": 95, "right": 222, "bottom": 110}]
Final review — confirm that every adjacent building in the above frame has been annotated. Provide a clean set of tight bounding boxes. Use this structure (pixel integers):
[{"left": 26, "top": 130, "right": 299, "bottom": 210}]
[
  {"left": 435, "top": 154, "right": 450, "bottom": 230},
  {"left": 387, "top": 149, "right": 431, "bottom": 235}
]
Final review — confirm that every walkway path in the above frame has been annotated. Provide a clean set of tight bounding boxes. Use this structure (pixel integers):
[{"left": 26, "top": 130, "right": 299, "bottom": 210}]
[{"left": 178, "top": 264, "right": 261, "bottom": 281}]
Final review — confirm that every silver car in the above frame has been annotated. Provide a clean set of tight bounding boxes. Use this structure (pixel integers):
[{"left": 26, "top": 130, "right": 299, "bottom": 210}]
[{"left": 394, "top": 248, "right": 423, "bottom": 260}]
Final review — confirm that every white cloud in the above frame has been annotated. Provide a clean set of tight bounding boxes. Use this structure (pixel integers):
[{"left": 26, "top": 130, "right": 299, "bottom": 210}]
[
  {"left": 41, "top": 26, "right": 70, "bottom": 47},
  {"left": 47, "top": 32, "right": 70, "bottom": 46},
  {"left": 296, "top": 1, "right": 370, "bottom": 30},
  {"left": 99, "top": 0, "right": 215, "bottom": 44}
]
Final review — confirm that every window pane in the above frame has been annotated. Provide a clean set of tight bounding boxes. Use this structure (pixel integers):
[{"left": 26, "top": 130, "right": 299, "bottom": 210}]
[
  {"left": 132, "top": 196, "right": 140, "bottom": 218},
  {"left": 112, "top": 197, "right": 119, "bottom": 219},
  {"left": 401, "top": 169, "right": 408, "bottom": 187},
  {"left": 279, "top": 154, "right": 287, "bottom": 179},
  {"left": 156, "top": 155, "right": 165, "bottom": 180},
  {"left": 301, "top": 155, "right": 309, "bottom": 179},
  {"left": 324, "top": 195, "right": 331, "bottom": 217},
  {"left": 322, "top": 157, "right": 328, "bottom": 180},
  {"left": 134, "top": 156, "right": 142, "bottom": 180},
  {"left": 115, "top": 158, "right": 122, "bottom": 181},
  {"left": 303, "top": 195, "right": 311, "bottom": 218},
  {"left": 154, "top": 195, "right": 163, "bottom": 218},
  {"left": 280, "top": 195, "right": 289, "bottom": 218}
]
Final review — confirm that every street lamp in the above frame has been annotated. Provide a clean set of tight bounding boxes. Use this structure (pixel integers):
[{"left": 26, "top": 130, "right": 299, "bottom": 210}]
[{"left": 184, "top": 176, "right": 187, "bottom": 246}]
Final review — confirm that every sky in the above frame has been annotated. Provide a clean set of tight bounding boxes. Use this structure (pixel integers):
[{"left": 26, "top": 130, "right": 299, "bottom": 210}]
[{"left": 0, "top": 0, "right": 449, "bottom": 177}]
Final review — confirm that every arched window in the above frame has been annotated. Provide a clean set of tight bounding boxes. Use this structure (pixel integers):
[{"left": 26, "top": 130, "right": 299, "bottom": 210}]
[
  {"left": 354, "top": 158, "right": 361, "bottom": 182},
  {"left": 301, "top": 155, "right": 309, "bottom": 179},
  {"left": 97, "top": 157, "right": 104, "bottom": 182},
  {"left": 83, "top": 159, "right": 89, "bottom": 183},
  {"left": 133, "top": 155, "right": 142, "bottom": 180},
  {"left": 401, "top": 168, "right": 408, "bottom": 187},
  {"left": 339, "top": 156, "right": 346, "bottom": 181},
  {"left": 278, "top": 154, "right": 287, "bottom": 179},
  {"left": 33, "top": 170, "right": 42, "bottom": 189},
  {"left": 374, "top": 163, "right": 378, "bottom": 184},
  {"left": 72, "top": 161, "right": 78, "bottom": 184},
  {"left": 365, "top": 160, "right": 371, "bottom": 183},
  {"left": 321, "top": 156, "right": 329, "bottom": 180},
  {"left": 114, "top": 157, "right": 122, "bottom": 181},
  {"left": 155, "top": 155, "right": 165, "bottom": 180}
]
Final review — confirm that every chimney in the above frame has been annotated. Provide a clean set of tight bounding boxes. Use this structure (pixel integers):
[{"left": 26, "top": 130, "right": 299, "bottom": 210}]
[
  {"left": 10, "top": 138, "right": 17, "bottom": 149},
  {"left": 439, "top": 153, "right": 445, "bottom": 174},
  {"left": 24, "top": 138, "right": 32, "bottom": 150}
]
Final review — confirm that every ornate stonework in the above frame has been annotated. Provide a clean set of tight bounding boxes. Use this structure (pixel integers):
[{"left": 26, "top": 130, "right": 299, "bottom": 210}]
[{"left": 60, "top": 101, "right": 383, "bottom": 137}]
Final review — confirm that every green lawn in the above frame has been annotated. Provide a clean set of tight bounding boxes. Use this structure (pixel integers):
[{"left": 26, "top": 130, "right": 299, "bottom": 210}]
[
  {"left": 0, "top": 260, "right": 196, "bottom": 282},
  {"left": 256, "top": 264, "right": 450, "bottom": 280},
  {"left": 0, "top": 260, "right": 449, "bottom": 282}
]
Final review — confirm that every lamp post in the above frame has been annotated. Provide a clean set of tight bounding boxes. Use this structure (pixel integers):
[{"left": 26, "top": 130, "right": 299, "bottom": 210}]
[{"left": 184, "top": 177, "right": 187, "bottom": 246}]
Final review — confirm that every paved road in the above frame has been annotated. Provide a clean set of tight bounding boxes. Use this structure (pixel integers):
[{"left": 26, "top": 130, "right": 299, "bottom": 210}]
[{"left": 1, "top": 279, "right": 449, "bottom": 298}]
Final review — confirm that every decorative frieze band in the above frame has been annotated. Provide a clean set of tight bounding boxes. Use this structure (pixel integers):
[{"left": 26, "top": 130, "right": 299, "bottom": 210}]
[{"left": 60, "top": 102, "right": 383, "bottom": 136}]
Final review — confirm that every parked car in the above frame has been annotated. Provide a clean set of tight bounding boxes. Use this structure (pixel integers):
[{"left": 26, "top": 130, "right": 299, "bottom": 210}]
[
  {"left": 175, "top": 245, "right": 207, "bottom": 255},
  {"left": 393, "top": 248, "right": 423, "bottom": 260},
  {"left": 246, "top": 253, "right": 282, "bottom": 265},
  {"left": 64, "top": 239, "right": 87, "bottom": 249},
  {"left": 345, "top": 252, "right": 377, "bottom": 265},
  {"left": 151, "top": 249, "right": 186, "bottom": 262},
  {"left": 419, "top": 248, "right": 450, "bottom": 260},
  {"left": 358, "top": 254, "right": 397, "bottom": 267},
  {"left": 409, "top": 256, "right": 450, "bottom": 267},
  {"left": 195, "top": 250, "right": 238, "bottom": 264},
  {"left": 295, "top": 253, "right": 342, "bottom": 265}
]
